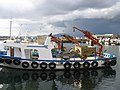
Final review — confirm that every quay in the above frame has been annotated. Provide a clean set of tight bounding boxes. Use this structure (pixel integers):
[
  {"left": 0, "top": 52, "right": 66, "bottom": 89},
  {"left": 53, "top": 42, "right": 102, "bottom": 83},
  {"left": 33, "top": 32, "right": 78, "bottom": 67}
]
[{"left": 0, "top": 33, "right": 120, "bottom": 45}]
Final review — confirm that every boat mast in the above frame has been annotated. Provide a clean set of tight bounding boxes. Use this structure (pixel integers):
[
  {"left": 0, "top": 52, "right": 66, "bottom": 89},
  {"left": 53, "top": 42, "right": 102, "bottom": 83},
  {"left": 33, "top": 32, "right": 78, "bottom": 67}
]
[{"left": 10, "top": 17, "right": 12, "bottom": 40}]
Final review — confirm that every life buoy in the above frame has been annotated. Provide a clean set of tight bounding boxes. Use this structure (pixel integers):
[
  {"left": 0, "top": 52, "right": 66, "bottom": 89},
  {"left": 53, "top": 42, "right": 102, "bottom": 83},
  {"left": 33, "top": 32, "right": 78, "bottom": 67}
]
[
  {"left": 83, "top": 62, "right": 90, "bottom": 68},
  {"left": 5, "top": 58, "right": 12, "bottom": 64},
  {"left": 49, "top": 62, "right": 56, "bottom": 70},
  {"left": 0, "top": 58, "right": 4, "bottom": 63},
  {"left": 13, "top": 59, "right": 21, "bottom": 65},
  {"left": 31, "top": 62, "right": 38, "bottom": 68},
  {"left": 91, "top": 61, "right": 98, "bottom": 68},
  {"left": 110, "top": 60, "right": 117, "bottom": 66},
  {"left": 104, "top": 61, "right": 110, "bottom": 67},
  {"left": 64, "top": 62, "right": 71, "bottom": 70},
  {"left": 40, "top": 62, "right": 47, "bottom": 70},
  {"left": 73, "top": 62, "right": 81, "bottom": 69},
  {"left": 22, "top": 62, "right": 29, "bottom": 68},
  {"left": 31, "top": 73, "right": 39, "bottom": 80}
]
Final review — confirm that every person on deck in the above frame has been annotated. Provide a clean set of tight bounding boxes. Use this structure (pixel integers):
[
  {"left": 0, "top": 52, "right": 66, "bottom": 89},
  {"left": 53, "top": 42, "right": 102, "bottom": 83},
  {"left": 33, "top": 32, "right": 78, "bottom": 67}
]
[{"left": 31, "top": 49, "right": 39, "bottom": 60}]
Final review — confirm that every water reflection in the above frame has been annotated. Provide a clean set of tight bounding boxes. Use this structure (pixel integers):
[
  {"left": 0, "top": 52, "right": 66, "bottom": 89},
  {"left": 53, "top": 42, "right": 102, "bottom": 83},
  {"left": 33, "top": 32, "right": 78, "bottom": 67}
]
[{"left": 0, "top": 68, "right": 116, "bottom": 90}]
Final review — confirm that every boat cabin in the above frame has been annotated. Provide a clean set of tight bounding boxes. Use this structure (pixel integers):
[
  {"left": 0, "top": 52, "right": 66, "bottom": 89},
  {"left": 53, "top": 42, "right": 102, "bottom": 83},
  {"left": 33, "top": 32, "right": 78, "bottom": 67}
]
[{"left": 0, "top": 36, "right": 55, "bottom": 60}]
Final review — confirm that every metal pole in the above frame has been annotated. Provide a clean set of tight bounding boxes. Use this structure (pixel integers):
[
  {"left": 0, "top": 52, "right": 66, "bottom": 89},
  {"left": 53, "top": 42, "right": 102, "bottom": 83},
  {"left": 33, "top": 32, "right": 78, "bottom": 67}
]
[{"left": 10, "top": 18, "right": 12, "bottom": 40}]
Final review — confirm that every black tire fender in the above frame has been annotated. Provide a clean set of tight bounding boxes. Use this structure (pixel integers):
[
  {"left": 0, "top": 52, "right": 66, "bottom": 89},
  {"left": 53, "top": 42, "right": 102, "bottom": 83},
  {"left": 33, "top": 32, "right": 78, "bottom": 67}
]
[
  {"left": 110, "top": 60, "right": 117, "bottom": 66},
  {"left": 13, "top": 59, "right": 21, "bottom": 65},
  {"left": 73, "top": 62, "right": 81, "bottom": 69},
  {"left": 64, "top": 62, "right": 71, "bottom": 70},
  {"left": 0, "top": 58, "right": 4, "bottom": 63},
  {"left": 104, "top": 61, "right": 110, "bottom": 67},
  {"left": 31, "top": 62, "right": 39, "bottom": 68},
  {"left": 22, "top": 62, "right": 29, "bottom": 68},
  {"left": 5, "top": 58, "right": 12, "bottom": 64},
  {"left": 49, "top": 62, "right": 56, "bottom": 70},
  {"left": 83, "top": 62, "right": 90, "bottom": 68},
  {"left": 40, "top": 62, "right": 47, "bottom": 70},
  {"left": 91, "top": 61, "right": 98, "bottom": 68}
]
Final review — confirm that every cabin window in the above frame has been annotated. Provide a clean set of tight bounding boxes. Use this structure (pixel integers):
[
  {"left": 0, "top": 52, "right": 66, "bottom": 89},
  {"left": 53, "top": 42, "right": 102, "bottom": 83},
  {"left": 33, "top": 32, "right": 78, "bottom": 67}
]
[
  {"left": 24, "top": 49, "right": 31, "bottom": 59},
  {"left": 24, "top": 49, "right": 39, "bottom": 59},
  {"left": 0, "top": 50, "right": 7, "bottom": 55},
  {"left": 4, "top": 46, "right": 9, "bottom": 50}
]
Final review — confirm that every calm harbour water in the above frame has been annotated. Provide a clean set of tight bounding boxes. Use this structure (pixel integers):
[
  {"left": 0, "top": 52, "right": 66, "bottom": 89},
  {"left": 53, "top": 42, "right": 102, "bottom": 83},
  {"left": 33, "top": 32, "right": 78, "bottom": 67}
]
[{"left": 0, "top": 45, "right": 119, "bottom": 90}]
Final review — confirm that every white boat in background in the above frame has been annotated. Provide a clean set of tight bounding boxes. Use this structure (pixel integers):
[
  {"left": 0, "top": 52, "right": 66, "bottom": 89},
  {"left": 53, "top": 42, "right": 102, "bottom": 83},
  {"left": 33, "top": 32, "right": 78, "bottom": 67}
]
[{"left": 0, "top": 27, "right": 117, "bottom": 70}]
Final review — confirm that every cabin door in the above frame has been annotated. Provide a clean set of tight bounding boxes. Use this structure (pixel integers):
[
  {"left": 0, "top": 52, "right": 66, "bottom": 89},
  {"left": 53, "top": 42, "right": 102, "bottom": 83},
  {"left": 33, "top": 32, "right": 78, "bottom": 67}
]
[{"left": 10, "top": 47, "right": 14, "bottom": 56}]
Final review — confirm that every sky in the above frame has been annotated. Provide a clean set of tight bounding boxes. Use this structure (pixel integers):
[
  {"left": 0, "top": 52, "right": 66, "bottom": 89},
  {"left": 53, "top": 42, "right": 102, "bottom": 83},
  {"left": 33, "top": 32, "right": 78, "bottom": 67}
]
[{"left": 0, "top": 0, "right": 120, "bottom": 36}]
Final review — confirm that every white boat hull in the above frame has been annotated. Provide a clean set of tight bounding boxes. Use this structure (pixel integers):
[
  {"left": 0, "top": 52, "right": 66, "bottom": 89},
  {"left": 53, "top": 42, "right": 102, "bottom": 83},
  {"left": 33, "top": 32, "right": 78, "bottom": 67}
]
[{"left": 0, "top": 57, "right": 117, "bottom": 70}]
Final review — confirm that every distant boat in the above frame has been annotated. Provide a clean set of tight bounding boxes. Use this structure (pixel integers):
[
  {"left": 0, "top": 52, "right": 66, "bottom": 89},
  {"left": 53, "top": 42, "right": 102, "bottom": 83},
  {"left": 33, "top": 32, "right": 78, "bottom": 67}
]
[{"left": 0, "top": 27, "right": 117, "bottom": 70}]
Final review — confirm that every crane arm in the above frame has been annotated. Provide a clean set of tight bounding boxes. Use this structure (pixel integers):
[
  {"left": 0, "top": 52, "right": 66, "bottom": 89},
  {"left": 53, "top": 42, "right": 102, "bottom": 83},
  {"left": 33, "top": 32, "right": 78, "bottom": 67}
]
[
  {"left": 49, "top": 33, "right": 63, "bottom": 49},
  {"left": 62, "top": 34, "right": 80, "bottom": 46},
  {"left": 73, "top": 27, "right": 99, "bottom": 42},
  {"left": 73, "top": 26, "right": 103, "bottom": 56}
]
